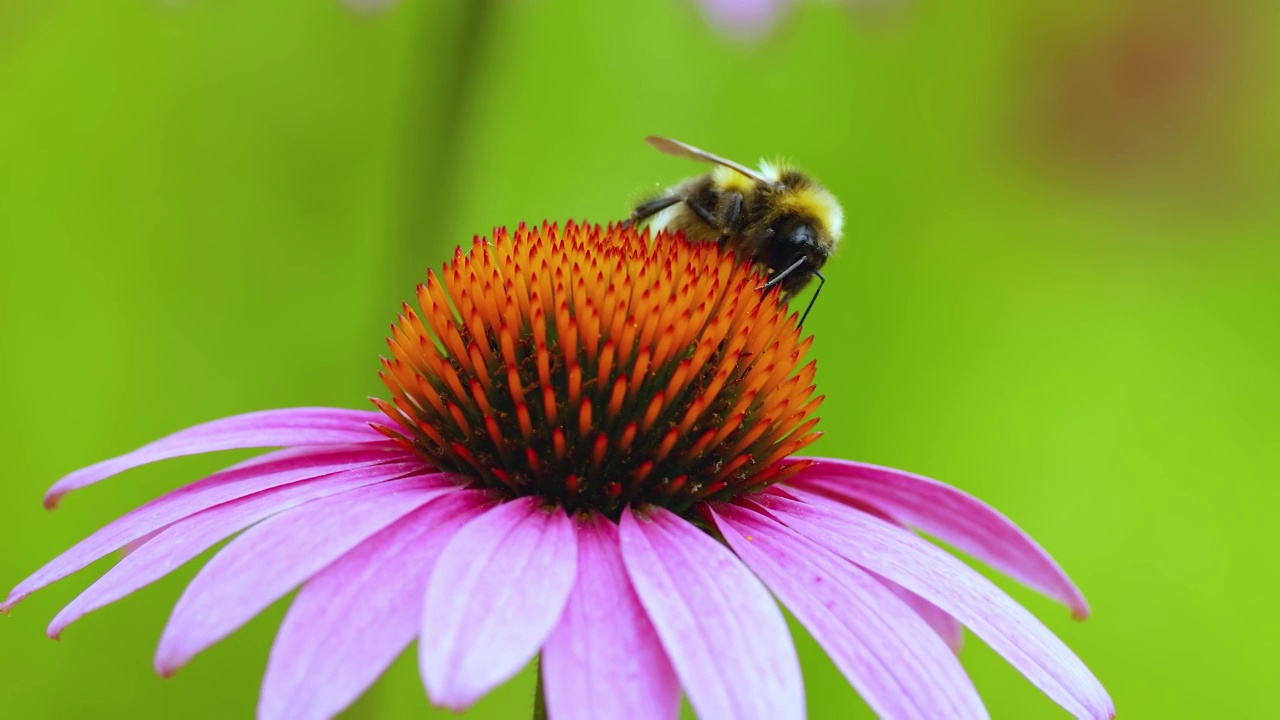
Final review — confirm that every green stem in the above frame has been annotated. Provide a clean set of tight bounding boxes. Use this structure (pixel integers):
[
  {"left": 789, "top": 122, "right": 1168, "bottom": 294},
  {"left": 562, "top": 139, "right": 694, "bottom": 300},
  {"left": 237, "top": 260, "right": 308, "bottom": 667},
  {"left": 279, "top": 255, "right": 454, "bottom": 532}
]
[
  {"left": 395, "top": 0, "right": 497, "bottom": 293},
  {"left": 532, "top": 654, "right": 548, "bottom": 720}
]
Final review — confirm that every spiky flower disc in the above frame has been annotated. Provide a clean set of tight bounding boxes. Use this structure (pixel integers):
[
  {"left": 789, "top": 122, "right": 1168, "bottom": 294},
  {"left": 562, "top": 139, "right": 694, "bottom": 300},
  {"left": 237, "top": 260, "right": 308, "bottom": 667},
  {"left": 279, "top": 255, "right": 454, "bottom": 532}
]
[
  {"left": 374, "top": 221, "right": 823, "bottom": 516},
  {"left": 10, "top": 221, "right": 1111, "bottom": 720}
]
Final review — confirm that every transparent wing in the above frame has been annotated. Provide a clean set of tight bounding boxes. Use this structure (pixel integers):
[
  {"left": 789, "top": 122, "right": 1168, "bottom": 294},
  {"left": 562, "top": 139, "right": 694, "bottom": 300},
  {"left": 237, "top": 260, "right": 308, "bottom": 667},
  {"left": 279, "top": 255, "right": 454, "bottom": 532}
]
[{"left": 645, "top": 136, "right": 774, "bottom": 186}]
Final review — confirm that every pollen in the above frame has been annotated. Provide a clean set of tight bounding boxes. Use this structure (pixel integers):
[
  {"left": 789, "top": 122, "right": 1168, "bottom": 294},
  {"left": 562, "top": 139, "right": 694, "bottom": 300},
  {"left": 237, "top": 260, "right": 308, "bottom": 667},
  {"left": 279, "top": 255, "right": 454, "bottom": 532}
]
[{"left": 374, "top": 221, "right": 823, "bottom": 516}]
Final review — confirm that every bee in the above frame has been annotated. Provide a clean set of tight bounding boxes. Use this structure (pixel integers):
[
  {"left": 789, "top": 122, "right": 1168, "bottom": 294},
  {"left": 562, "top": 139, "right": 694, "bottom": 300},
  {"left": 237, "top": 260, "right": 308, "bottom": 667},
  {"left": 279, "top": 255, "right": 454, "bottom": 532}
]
[{"left": 625, "top": 136, "right": 843, "bottom": 325}]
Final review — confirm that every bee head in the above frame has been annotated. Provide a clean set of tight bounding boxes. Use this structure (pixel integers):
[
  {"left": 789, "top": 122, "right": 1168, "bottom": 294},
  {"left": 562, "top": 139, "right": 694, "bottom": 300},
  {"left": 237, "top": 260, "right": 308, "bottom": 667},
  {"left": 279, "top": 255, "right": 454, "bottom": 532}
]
[{"left": 761, "top": 216, "right": 829, "bottom": 295}]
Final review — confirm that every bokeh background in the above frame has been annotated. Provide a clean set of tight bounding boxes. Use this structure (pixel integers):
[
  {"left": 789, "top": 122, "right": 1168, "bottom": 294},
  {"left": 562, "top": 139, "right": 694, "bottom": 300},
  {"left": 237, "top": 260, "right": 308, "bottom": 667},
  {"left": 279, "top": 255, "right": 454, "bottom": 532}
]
[{"left": 2, "top": 0, "right": 1277, "bottom": 717}]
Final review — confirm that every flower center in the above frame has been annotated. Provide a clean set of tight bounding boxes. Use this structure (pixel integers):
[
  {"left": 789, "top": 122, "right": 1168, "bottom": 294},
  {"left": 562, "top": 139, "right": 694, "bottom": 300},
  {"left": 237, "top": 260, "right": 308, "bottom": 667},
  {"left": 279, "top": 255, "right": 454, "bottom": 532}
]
[{"left": 373, "top": 221, "right": 822, "bottom": 517}]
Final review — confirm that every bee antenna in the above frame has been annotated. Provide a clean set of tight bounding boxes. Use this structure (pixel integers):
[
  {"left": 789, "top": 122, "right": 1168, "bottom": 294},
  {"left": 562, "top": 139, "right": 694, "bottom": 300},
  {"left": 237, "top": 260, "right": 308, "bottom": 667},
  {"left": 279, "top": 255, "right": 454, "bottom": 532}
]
[
  {"left": 798, "top": 270, "right": 825, "bottom": 328},
  {"left": 756, "top": 256, "right": 807, "bottom": 292}
]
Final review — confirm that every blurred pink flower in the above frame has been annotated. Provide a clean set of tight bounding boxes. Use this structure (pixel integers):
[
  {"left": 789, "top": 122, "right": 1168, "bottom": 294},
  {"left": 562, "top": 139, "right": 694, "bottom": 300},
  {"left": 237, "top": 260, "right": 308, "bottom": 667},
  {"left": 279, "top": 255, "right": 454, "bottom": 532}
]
[
  {"left": 697, "top": 0, "right": 792, "bottom": 38},
  {"left": 5, "top": 222, "right": 1111, "bottom": 718}
]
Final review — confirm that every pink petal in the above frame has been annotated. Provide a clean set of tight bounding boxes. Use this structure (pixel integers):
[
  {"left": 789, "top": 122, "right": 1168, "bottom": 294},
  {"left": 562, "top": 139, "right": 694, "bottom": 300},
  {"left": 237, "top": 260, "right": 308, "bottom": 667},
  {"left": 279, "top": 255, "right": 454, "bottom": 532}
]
[
  {"left": 47, "top": 459, "right": 423, "bottom": 638},
  {"left": 883, "top": 578, "right": 965, "bottom": 654},
  {"left": 154, "top": 473, "right": 453, "bottom": 675},
  {"left": 711, "top": 502, "right": 987, "bottom": 719},
  {"left": 4, "top": 446, "right": 400, "bottom": 612},
  {"left": 766, "top": 485, "right": 965, "bottom": 651},
  {"left": 420, "top": 497, "right": 578, "bottom": 711},
  {"left": 758, "top": 491, "right": 1114, "bottom": 720},
  {"left": 769, "top": 486, "right": 965, "bottom": 652},
  {"left": 119, "top": 527, "right": 167, "bottom": 557},
  {"left": 542, "top": 512, "right": 680, "bottom": 720},
  {"left": 259, "top": 489, "right": 495, "bottom": 720},
  {"left": 791, "top": 458, "right": 1090, "bottom": 618},
  {"left": 44, "top": 407, "right": 388, "bottom": 508},
  {"left": 619, "top": 506, "right": 804, "bottom": 720}
]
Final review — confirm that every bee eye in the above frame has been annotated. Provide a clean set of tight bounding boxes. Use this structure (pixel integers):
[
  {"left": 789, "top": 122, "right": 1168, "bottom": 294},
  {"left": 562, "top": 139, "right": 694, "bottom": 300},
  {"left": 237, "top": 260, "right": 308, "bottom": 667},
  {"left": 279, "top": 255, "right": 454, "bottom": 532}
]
[
  {"left": 784, "top": 224, "right": 816, "bottom": 250},
  {"left": 761, "top": 221, "right": 816, "bottom": 273}
]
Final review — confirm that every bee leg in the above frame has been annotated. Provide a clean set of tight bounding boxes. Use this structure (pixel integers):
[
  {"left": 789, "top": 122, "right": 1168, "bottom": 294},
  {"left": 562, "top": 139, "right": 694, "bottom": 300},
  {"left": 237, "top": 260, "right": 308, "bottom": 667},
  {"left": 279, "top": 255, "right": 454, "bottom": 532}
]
[
  {"left": 724, "top": 192, "right": 743, "bottom": 227},
  {"left": 797, "top": 270, "right": 825, "bottom": 327},
  {"left": 716, "top": 191, "right": 744, "bottom": 247},
  {"left": 685, "top": 199, "right": 721, "bottom": 229},
  {"left": 624, "top": 195, "right": 682, "bottom": 228}
]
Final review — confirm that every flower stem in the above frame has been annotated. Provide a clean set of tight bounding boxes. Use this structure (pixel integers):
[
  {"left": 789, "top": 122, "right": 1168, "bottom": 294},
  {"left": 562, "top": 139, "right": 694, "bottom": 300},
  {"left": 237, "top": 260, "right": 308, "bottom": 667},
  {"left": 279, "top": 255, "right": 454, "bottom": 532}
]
[
  {"left": 395, "top": 0, "right": 496, "bottom": 293},
  {"left": 532, "top": 654, "right": 548, "bottom": 720}
]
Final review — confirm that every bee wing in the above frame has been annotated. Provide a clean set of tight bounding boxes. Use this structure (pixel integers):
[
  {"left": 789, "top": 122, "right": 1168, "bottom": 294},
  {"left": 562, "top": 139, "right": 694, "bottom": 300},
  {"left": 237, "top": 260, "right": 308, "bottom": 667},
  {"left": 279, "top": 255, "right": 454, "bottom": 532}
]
[{"left": 645, "top": 136, "right": 775, "bottom": 187}]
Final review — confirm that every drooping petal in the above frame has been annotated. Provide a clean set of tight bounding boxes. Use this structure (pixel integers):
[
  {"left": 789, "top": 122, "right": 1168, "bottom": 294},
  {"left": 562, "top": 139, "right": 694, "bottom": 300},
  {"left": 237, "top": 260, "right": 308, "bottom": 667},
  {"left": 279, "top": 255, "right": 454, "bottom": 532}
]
[
  {"left": 45, "top": 407, "right": 388, "bottom": 507},
  {"left": 542, "top": 512, "right": 680, "bottom": 720},
  {"left": 883, "top": 577, "right": 965, "bottom": 654},
  {"left": 420, "top": 496, "right": 578, "bottom": 711},
  {"left": 768, "top": 486, "right": 965, "bottom": 653},
  {"left": 47, "top": 459, "right": 422, "bottom": 638},
  {"left": 619, "top": 506, "right": 804, "bottom": 720},
  {"left": 758, "top": 491, "right": 1114, "bottom": 720},
  {"left": 791, "top": 458, "right": 1090, "bottom": 617},
  {"left": 154, "top": 472, "right": 453, "bottom": 675},
  {"left": 4, "top": 446, "right": 399, "bottom": 612},
  {"left": 711, "top": 502, "right": 987, "bottom": 719},
  {"left": 259, "top": 489, "right": 495, "bottom": 720},
  {"left": 766, "top": 485, "right": 965, "bottom": 652},
  {"left": 119, "top": 527, "right": 167, "bottom": 557}
]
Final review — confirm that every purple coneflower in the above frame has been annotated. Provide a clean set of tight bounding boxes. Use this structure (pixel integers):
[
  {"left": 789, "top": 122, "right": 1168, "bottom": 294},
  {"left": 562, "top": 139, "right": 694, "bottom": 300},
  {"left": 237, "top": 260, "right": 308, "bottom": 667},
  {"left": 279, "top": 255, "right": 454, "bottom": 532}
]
[
  {"left": 694, "top": 0, "right": 897, "bottom": 40},
  {"left": 5, "top": 222, "right": 1112, "bottom": 719},
  {"left": 697, "top": 0, "right": 792, "bottom": 38}
]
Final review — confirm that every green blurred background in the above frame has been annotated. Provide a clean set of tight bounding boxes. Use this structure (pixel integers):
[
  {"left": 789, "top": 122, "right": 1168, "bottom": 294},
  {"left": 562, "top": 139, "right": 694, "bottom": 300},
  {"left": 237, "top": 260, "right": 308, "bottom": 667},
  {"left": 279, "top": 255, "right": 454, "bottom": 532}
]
[{"left": 2, "top": 0, "right": 1277, "bottom": 717}]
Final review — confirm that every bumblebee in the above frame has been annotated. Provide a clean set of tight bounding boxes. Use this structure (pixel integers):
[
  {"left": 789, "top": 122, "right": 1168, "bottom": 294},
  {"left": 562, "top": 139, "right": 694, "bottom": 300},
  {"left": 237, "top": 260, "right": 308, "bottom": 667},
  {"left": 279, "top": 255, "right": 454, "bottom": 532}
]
[{"left": 626, "top": 136, "right": 843, "bottom": 324}]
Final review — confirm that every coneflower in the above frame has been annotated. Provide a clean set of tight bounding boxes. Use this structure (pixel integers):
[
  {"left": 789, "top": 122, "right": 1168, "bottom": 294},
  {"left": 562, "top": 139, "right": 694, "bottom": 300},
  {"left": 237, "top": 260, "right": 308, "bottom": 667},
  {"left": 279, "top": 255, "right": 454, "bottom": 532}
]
[{"left": 4, "top": 221, "right": 1112, "bottom": 719}]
